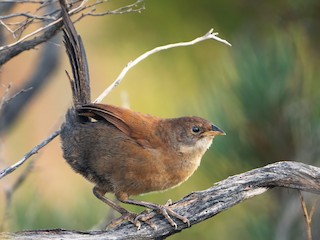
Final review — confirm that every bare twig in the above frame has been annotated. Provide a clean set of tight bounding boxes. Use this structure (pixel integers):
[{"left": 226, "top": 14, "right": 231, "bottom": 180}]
[
  {"left": 0, "top": 0, "right": 144, "bottom": 51},
  {"left": 94, "top": 28, "right": 231, "bottom": 103},
  {"left": 309, "top": 197, "right": 320, "bottom": 221},
  {"left": 0, "top": 20, "right": 16, "bottom": 38},
  {"left": 298, "top": 191, "right": 320, "bottom": 240},
  {"left": 0, "top": 83, "right": 12, "bottom": 112},
  {"left": 0, "top": 0, "right": 88, "bottom": 51},
  {"left": 0, "top": 0, "right": 144, "bottom": 66},
  {"left": 0, "top": 130, "right": 60, "bottom": 179},
  {"left": 0, "top": 13, "right": 62, "bottom": 65},
  {"left": 299, "top": 192, "right": 312, "bottom": 240},
  {"left": 0, "top": 13, "right": 55, "bottom": 21},
  {"left": 0, "top": 85, "right": 33, "bottom": 127},
  {"left": 84, "top": 0, "right": 145, "bottom": 17}
]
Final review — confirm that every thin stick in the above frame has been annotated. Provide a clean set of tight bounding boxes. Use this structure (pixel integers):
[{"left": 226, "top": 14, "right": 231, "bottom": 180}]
[
  {"left": 0, "top": 130, "right": 60, "bottom": 180},
  {"left": 309, "top": 197, "right": 320, "bottom": 220},
  {"left": 0, "top": 20, "right": 16, "bottom": 38},
  {"left": 298, "top": 191, "right": 312, "bottom": 240},
  {"left": 94, "top": 28, "right": 231, "bottom": 103}
]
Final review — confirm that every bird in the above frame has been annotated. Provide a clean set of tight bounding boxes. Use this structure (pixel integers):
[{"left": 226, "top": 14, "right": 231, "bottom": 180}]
[{"left": 58, "top": 0, "right": 225, "bottom": 230}]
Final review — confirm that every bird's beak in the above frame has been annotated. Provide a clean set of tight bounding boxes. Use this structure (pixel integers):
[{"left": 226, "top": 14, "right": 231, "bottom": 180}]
[{"left": 208, "top": 124, "right": 226, "bottom": 136}]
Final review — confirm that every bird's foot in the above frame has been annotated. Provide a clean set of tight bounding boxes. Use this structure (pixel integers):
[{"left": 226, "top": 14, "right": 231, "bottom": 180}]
[
  {"left": 107, "top": 210, "right": 156, "bottom": 230},
  {"left": 135, "top": 200, "right": 190, "bottom": 229}
]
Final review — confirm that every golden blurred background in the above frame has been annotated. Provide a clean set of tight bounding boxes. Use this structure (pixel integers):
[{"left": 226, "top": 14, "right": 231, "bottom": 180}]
[{"left": 1, "top": 0, "right": 320, "bottom": 239}]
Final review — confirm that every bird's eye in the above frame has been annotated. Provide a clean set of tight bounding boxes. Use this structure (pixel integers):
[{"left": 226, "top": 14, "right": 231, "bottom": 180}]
[{"left": 192, "top": 126, "right": 200, "bottom": 134}]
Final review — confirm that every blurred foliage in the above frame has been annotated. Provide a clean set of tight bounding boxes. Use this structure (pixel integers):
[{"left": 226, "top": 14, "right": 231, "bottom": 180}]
[{"left": 1, "top": 0, "right": 320, "bottom": 239}]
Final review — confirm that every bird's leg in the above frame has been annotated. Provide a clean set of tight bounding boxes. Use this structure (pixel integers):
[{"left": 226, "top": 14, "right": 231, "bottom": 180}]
[
  {"left": 117, "top": 192, "right": 190, "bottom": 229},
  {"left": 93, "top": 186, "right": 142, "bottom": 229}
]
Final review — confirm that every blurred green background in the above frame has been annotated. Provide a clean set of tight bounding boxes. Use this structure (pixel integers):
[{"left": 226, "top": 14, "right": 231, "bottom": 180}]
[{"left": 1, "top": 0, "right": 320, "bottom": 239}]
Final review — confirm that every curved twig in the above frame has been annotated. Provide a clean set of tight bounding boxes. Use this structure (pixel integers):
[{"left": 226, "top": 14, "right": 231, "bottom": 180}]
[{"left": 94, "top": 28, "right": 231, "bottom": 103}]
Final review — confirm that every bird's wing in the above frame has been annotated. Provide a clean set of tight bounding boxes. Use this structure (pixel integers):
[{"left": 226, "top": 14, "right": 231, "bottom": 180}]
[{"left": 78, "top": 104, "right": 161, "bottom": 148}]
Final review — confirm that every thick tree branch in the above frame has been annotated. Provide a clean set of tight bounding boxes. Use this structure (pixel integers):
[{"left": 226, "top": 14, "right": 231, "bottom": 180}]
[{"left": 0, "top": 161, "right": 319, "bottom": 239}]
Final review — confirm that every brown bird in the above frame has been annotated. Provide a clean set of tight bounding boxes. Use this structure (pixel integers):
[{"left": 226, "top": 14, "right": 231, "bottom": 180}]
[{"left": 59, "top": 0, "right": 225, "bottom": 229}]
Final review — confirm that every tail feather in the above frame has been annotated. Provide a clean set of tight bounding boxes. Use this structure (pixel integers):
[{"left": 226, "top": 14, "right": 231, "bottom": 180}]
[{"left": 59, "top": 0, "right": 91, "bottom": 106}]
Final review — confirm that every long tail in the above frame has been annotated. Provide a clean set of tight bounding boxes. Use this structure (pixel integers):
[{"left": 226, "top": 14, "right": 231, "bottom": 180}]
[{"left": 59, "top": 0, "right": 91, "bottom": 107}]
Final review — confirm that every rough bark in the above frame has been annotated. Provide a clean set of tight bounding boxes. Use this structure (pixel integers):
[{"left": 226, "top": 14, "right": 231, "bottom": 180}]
[{"left": 1, "top": 161, "right": 319, "bottom": 239}]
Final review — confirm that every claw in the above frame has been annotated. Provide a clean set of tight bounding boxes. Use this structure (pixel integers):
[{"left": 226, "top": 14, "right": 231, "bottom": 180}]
[
  {"left": 163, "top": 205, "right": 190, "bottom": 227},
  {"left": 164, "top": 199, "right": 172, "bottom": 206},
  {"left": 135, "top": 204, "right": 191, "bottom": 229},
  {"left": 107, "top": 211, "right": 141, "bottom": 230},
  {"left": 135, "top": 212, "right": 157, "bottom": 230},
  {"left": 106, "top": 211, "right": 158, "bottom": 230}
]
